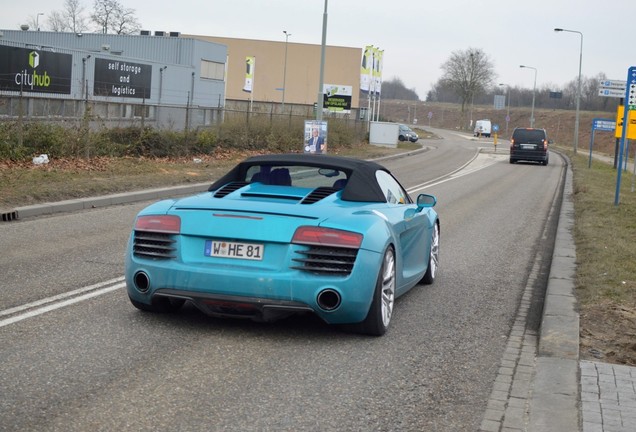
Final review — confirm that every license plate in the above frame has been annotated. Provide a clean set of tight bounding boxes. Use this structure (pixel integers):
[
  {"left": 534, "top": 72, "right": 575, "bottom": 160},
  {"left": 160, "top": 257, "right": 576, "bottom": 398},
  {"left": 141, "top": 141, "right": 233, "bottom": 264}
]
[
  {"left": 521, "top": 144, "right": 535, "bottom": 149},
  {"left": 204, "top": 240, "right": 264, "bottom": 261}
]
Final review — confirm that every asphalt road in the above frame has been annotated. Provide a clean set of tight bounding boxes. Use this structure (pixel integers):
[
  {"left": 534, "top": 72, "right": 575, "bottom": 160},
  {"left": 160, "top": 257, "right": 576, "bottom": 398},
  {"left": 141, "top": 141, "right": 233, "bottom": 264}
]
[{"left": 0, "top": 129, "right": 566, "bottom": 431}]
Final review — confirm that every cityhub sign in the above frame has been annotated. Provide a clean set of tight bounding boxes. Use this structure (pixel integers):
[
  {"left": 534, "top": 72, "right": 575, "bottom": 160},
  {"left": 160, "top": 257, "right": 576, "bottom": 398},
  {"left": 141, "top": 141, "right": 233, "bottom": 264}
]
[
  {"left": 14, "top": 52, "right": 52, "bottom": 90},
  {"left": 0, "top": 45, "right": 72, "bottom": 94}
]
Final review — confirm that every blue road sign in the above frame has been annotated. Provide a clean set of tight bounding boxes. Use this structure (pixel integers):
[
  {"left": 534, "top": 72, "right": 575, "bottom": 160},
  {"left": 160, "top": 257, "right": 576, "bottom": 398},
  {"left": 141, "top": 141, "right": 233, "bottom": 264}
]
[
  {"left": 615, "top": 66, "right": 636, "bottom": 206},
  {"left": 493, "top": 124, "right": 499, "bottom": 133},
  {"left": 592, "top": 118, "right": 616, "bottom": 132}
]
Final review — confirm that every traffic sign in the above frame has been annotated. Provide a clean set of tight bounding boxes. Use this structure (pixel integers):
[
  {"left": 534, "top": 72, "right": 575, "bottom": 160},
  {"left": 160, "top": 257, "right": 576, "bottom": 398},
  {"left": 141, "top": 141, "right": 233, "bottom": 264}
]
[
  {"left": 614, "top": 106, "right": 636, "bottom": 139},
  {"left": 592, "top": 118, "right": 615, "bottom": 132},
  {"left": 627, "top": 67, "right": 636, "bottom": 110},
  {"left": 494, "top": 94, "right": 505, "bottom": 110},
  {"left": 615, "top": 66, "right": 636, "bottom": 206},
  {"left": 598, "top": 88, "right": 625, "bottom": 98},
  {"left": 599, "top": 79, "right": 626, "bottom": 90}
]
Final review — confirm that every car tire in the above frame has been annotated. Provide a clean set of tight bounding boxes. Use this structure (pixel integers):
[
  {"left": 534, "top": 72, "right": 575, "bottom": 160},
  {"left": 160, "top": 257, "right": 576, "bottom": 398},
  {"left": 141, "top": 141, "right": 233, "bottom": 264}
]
[
  {"left": 421, "top": 221, "right": 439, "bottom": 285},
  {"left": 509, "top": 158, "right": 516, "bottom": 164},
  {"left": 129, "top": 295, "right": 185, "bottom": 313},
  {"left": 355, "top": 247, "right": 396, "bottom": 336},
  {"left": 399, "top": 135, "right": 406, "bottom": 142}
]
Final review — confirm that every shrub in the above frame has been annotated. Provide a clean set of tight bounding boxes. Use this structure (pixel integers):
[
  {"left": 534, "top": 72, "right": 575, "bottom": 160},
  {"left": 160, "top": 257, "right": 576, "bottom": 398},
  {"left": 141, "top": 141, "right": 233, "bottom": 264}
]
[{"left": 0, "top": 115, "right": 364, "bottom": 161}]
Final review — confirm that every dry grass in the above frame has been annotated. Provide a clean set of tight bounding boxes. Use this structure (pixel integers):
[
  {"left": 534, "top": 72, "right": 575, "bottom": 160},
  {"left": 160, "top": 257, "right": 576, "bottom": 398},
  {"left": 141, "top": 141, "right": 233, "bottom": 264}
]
[
  {"left": 564, "top": 148, "right": 636, "bottom": 364},
  {"left": 0, "top": 143, "right": 417, "bottom": 210}
]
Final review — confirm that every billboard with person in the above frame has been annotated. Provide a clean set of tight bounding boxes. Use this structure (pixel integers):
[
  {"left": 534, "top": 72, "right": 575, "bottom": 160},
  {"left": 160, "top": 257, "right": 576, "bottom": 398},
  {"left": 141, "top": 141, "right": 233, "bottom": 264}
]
[{"left": 304, "top": 120, "right": 328, "bottom": 154}]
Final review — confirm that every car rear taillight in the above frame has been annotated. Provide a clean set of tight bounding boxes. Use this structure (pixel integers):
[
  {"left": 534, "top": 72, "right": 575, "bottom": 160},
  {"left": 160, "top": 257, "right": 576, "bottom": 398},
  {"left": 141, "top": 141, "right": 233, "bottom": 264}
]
[
  {"left": 543, "top": 140, "right": 548, "bottom": 150},
  {"left": 292, "top": 226, "right": 363, "bottom": 249},
  {"left": 135, "top": 215, "right": 181, "bottom": 234}
]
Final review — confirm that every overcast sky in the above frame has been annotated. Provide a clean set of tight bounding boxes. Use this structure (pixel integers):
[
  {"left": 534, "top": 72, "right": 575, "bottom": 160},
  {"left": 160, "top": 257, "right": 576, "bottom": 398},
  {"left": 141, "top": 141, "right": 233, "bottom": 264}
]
[{"left": 2, "top": 0, "right": 633, "bottom": 98}]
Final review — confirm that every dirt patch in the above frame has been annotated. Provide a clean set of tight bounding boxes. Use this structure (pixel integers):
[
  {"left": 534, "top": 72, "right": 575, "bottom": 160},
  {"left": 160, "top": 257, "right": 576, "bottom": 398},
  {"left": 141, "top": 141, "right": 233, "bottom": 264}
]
[{"left": 580, "top": 300, "right": 636, "bottom": 366}]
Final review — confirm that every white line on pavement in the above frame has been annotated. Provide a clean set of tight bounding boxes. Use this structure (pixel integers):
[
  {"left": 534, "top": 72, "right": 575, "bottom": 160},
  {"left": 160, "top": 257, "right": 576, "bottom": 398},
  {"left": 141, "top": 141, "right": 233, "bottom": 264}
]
[{"left": 0, "top": 279, "right": 125, "bottom": 328}]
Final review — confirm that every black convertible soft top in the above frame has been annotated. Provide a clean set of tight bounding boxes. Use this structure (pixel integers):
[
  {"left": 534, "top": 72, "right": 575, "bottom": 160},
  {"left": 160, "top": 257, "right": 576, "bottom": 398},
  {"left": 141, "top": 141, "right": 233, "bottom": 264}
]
[{"left": 208, "top": 153, "right": 394, "bottom": 203}]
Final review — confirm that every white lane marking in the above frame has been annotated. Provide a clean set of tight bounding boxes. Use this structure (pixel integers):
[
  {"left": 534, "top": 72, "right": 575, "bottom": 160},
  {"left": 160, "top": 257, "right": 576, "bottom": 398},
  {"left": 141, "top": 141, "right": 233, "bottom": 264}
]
[
  {"left": 0, "top": 276, "right": 125, "bottom": 317},
  {"left": 407, "top": 154, "right": 506, "bottom": 194},
  {"left": 0, "top": 279, "right": 125, "bottom": 328}
]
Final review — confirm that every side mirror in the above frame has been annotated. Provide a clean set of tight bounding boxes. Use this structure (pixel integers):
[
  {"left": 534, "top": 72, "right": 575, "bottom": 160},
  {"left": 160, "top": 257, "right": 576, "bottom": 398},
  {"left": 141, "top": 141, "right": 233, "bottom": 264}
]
[{"left": 417, "top": 193, "right": 437, "bottom": 209}]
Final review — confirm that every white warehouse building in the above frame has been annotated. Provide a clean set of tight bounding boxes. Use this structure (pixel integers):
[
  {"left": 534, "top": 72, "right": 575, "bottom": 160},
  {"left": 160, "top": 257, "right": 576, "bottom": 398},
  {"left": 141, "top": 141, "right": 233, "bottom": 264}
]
[{"left": 0, "top": 29, "right": 228, "bottom": 130}]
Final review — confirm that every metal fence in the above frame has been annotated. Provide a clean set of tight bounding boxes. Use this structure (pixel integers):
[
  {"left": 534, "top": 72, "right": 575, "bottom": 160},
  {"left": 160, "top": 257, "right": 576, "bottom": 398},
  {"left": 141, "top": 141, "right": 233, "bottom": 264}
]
[{"left": 0, "top": 95, "right": 364, "bottom": 132}]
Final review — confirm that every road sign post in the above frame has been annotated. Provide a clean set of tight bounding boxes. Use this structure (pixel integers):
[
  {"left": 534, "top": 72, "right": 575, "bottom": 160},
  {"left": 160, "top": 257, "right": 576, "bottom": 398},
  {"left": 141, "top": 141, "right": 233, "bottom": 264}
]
[
  {"left": 614, "top": 67, "right": 636, "bottom": 205},
  {"left": 598, "top": 79, "right": 627, "bottom": 98},
  {"left": 589, "top": 118, "right": 616, "bottom": 168}
]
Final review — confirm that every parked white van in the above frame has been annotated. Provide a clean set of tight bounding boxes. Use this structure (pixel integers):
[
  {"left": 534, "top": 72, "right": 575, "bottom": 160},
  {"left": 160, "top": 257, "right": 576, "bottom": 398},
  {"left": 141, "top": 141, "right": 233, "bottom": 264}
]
[{"left": 474, "top": 119, "right": 492, "bottom": 137}]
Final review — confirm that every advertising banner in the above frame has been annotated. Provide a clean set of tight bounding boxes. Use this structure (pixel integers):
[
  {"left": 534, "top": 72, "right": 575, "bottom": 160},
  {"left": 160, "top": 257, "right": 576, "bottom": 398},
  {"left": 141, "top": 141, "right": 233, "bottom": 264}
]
[
  {"left": 372, "top": 48, "right": 383, "bottom": 95},
  {"left": 360, "top": 45, "right": 373, "bottom": 93},
  {"left": 93, "top": 58, "right": 151, "bottom": 98},
  {"left": 0, "top": 45, "right": 72, "bottom": 94},
  {"left": 243, "top": 56, "right": 255, "bottom": 93},
  {"left": 322, "top": 84, "right": 352, "bottom": 113},
  {"left": 304, "top": 120, "right": 328, "bottom": 154}
]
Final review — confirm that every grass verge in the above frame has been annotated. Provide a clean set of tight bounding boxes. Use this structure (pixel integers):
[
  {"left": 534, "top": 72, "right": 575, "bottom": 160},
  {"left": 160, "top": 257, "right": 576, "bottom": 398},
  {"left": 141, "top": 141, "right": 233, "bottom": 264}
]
[
  {"left": 563, "top": 148, "right": 636, "bottom": 365},
  {"left": 0, "top": 143, "right": 421, "bottom": 210}
]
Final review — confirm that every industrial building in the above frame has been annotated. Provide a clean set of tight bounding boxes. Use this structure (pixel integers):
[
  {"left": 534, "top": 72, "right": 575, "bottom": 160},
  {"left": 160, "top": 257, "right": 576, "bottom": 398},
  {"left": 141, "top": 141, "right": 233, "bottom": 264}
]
[{"left": 0, "top": 29, "right": 362, "bottom": 130}]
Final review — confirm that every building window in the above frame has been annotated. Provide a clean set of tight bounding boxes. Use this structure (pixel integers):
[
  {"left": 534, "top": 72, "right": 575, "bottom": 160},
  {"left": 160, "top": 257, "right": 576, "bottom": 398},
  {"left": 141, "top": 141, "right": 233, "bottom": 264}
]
[{"left": 200, "top": 60, "right": 224, "bottom": 81}]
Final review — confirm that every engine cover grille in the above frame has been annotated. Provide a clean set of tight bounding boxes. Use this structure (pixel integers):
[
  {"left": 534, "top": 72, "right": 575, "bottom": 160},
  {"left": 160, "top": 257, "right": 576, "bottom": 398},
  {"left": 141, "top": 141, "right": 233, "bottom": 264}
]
[
  {"left": 133, "top": 231, "right": 177, "bottom": 259},
  {"left": 291, "top": 246, "right": 358, "bottom": 275}
]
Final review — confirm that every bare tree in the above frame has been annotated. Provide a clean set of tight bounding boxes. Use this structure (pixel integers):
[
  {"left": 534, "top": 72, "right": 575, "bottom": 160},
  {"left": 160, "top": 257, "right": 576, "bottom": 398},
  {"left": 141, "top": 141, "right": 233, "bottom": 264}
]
[
  {"left": 380, "top": 78, "right": 420, "bottom": 101},
  {"left": 91, "top": 0, "right": 140, "bottom": 34},
  {"left": 47, "top": 11, "right": 69, "bottom": 32},
  {"left": 92, "top": 0, "right": 118, "bottom": 33},
  {"left": 42, "top": 0, "right": 89, "bottom": 33},
  {"left": 25, "top": 14, "right": 44, "bottom": 31},
  {"left": 110, "top": 5, "right": 141, "bottom": 35},
  {"left": 426, "top": 80, "right": 458, "bottom": 103},
  {"left": 64, "top": 0, "right": 90, "bottom": 33},
  {"left": 440, "top": 48, "right": 495, "bottom": 120}
]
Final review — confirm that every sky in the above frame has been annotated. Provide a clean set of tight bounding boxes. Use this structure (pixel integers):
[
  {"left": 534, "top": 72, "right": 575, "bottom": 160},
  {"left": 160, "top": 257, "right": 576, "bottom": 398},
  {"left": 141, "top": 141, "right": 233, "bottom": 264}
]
[{"left": 2, "top": 0, "right": 634, "bottom": 99}]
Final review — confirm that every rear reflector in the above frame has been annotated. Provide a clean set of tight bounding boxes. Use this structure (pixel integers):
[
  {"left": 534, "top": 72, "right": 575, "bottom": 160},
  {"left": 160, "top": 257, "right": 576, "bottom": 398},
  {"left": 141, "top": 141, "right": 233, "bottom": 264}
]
[
  {"left": 292, "top": 226, "right": 363, "bottom": 249},
  {"left": 135, "top": 215, "right": 181, "bottom": 234}
]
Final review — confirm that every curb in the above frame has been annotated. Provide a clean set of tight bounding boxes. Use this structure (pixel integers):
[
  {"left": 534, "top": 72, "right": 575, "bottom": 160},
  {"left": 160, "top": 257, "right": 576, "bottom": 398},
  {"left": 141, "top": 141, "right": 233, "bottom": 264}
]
[
  {"left": 5, "top": 182, "right": 211, "bottom": 221},
  {"left": 528, "top": 154, "right": 580, "bottom": 431}
]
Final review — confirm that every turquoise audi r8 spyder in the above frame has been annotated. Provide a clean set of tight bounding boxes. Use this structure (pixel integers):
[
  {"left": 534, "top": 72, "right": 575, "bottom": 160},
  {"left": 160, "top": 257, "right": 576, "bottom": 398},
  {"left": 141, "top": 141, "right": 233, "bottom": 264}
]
[{"left": 125, "top": 153, "right": 439, "bottom": 335}]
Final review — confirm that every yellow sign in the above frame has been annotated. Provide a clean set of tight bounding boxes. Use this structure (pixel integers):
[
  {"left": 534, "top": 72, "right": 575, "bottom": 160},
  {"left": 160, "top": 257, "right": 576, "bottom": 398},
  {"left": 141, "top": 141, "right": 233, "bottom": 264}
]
[{"left": 615, "top": 105, "right": 636, "bottom": 139}]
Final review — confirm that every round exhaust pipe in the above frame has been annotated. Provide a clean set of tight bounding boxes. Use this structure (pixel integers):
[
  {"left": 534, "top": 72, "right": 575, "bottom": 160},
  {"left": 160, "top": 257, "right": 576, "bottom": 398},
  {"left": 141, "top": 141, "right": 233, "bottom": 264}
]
[
  {"left": 317, "top": 289, "right": 341, "bottom": 311},
  {"left": 134, "top": 271, "right": 150, "bottom": 292}
]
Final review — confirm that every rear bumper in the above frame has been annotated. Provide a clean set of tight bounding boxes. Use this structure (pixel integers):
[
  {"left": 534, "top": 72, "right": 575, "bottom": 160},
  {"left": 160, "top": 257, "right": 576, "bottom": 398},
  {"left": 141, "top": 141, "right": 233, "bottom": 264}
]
[
  {"left": 125, "top": 248, "right": 381, "bottom": 324},
  {"left": 510, "top": 149, "right": 548, "bottom": 162}
]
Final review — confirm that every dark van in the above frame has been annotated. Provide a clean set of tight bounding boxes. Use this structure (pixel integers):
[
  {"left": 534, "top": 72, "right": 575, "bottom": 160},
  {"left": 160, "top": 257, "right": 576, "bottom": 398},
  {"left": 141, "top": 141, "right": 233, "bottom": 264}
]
[{"left": 509, "top": 128, "right": 550, "bottom": 165}]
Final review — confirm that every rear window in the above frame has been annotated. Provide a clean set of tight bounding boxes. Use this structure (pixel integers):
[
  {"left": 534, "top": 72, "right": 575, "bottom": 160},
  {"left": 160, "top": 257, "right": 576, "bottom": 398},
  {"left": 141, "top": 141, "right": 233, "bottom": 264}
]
[
  {"left": 246, "top": 164, "right": 348, "bottom": 189},
  {"left": 512, "top": 129, "right": 547, "bottom": 144}
]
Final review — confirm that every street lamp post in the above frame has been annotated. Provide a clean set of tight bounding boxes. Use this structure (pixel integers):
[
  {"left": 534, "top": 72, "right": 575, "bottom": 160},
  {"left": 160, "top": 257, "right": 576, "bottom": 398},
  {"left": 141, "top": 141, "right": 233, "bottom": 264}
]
[
  {"left": 282, "top": 30, "right": 291, "bottom": 110},
  {"left": 520, "top": 65, "right": 537, "bottom": 128},
  {"left": 316, "top": 0, "right": 328, "bottom": 122},
  {"left": 499, "top": 83, "right": 511, "bottom": 135},
  {"left": 469, "top": 53, "right": 475, "bottom": 129},
  {"left": 36, "top": 13, "right": 43, "bottom": 31},
  {"left": 554, "top": 28, "right": 583, "bottom": 154}
]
